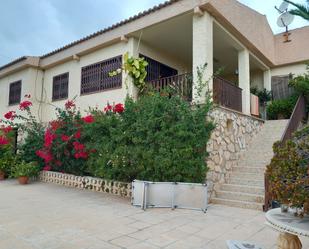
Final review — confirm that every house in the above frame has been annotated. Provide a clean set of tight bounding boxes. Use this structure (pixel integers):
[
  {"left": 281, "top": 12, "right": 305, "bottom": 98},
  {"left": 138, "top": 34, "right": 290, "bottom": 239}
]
[{"left": 0, "top": 0, "right": 308, "bottom": 210}]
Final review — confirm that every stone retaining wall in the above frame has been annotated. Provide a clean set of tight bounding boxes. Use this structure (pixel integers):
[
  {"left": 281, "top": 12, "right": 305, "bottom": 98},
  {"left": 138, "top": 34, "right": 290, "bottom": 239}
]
[
  {"left": 207, "top": 106, "right": 264, "bottom": 199},
  {"left": 39, "top": 171, "right": 132, "bottom": 198}
]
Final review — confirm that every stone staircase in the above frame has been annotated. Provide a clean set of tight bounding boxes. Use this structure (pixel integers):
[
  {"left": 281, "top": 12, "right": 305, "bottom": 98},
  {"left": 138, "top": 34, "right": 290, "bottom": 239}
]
[{"left": 212, "top": 119, "right": 289, "bottom": 210}]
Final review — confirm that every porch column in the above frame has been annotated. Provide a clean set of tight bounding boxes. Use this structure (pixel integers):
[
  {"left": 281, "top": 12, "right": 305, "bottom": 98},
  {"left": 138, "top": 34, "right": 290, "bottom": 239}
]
[
  {"left": 125, "top": 37, "right": 139, "bottom": 100},
  {"left": 263, "top": 69, "right": 272, "bottom": 92},
  {"left": 238, "top": 48, "right": 251, "bottom": 115},
  {"left": 192, "top": 10, "right": 213, "bottom": 104}
]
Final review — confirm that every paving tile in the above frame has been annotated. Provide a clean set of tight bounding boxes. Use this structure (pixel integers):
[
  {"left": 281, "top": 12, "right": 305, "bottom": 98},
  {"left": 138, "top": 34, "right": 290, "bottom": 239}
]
[{"left": 0, "top": 180, "right": 309, "bottom": 249}]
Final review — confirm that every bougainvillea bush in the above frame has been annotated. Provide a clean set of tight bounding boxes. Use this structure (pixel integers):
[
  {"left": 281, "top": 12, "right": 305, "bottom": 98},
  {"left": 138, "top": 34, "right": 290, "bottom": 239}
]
[
  {"left": 0, "top": 95, "right": 45, "bottom": 169},
  {"left": 1, "top": 89, "right": 214, "bottom": 183}
]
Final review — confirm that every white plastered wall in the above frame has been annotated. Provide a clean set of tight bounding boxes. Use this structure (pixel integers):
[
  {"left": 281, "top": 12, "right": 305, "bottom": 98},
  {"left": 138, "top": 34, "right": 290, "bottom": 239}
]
[
  {"left": 138, "top": 41, "right": 190, "bottom": 74},
  {"left": 271, "top": 63, "right": 308, "bottom": 77},
  {"left": 0, "top": 68, "right": 43, "bottom": 123}
]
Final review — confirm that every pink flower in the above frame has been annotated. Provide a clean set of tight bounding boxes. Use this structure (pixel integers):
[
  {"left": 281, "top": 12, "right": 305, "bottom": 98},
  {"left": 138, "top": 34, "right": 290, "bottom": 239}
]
[
  {"left": 4, "top": 111, "right": 16, "bottom": 120},
  {"left": 65, "top": 100, "right": 75, "bottom": 110},
  {"left": 74, "top": 130, "right": 81, "bottom": 139},
  {"left": 36, "top": 150, "right": 53, "bottom": 163},
  {"left": 43, "top": 165, "right": 52, "bottom": 171},
  {"left": 113, "top": 103, "right": 124, "bottom": 114},
  {"left": 74, "top": 151, "right": 88, "bottom": 159},
  {"left": 19, "top": 100, "right": 32, "bottom": 110},
  {"left": 0, "top": 136, "right": 9, "bottom": 145},
  {"left": 1, "top": 126, "right": 13, "bottom": 134},
  {"left": 61, "top": 135, "right": 70, "bottom": 142},
  {"left": 73, "top": 141, "right": 85, "bottom": 151},
  {"left": 104, "top": 104, "right": 113, "bottom": 112},
  {"left": 82, "top": 115, "right": 95, "bottom": 123},
  {"left": 44, "top": 129, "right": 56, "bottom": 147}
]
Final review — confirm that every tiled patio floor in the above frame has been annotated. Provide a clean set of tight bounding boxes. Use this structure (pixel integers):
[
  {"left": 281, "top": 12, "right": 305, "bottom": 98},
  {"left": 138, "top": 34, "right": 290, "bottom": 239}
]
[{"left": 0, "top": 180, "right": 308, "bottom": 249}]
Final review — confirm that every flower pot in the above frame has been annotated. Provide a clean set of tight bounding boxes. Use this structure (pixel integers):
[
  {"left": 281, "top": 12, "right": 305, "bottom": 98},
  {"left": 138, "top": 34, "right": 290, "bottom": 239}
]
[
  {"left": 18, "top": 176, "right": 29, "bottom": 185},
  {"left": 0, "top": 171, "right": 5, "bottom": 180}
]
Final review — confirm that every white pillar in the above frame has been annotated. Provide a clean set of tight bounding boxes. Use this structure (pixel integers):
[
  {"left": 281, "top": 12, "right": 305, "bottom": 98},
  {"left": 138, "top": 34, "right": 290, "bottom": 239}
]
[
  {"left": 263, "top": 69, "right": 272, "bottom": 92},
  {"left": 192, "top": 11, "right": 213, "bottom": 104},
  {"left": 238, "top": 49, "right": 251, "bottom": 115},
  {"left": 125, "top": 37, "right": 139, "bottom": 100}
]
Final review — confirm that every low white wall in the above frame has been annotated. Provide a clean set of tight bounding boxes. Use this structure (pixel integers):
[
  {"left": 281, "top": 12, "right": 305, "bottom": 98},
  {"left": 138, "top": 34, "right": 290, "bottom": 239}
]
[{"left": 271, "top": 63, "right": 308, "bottom": 77}]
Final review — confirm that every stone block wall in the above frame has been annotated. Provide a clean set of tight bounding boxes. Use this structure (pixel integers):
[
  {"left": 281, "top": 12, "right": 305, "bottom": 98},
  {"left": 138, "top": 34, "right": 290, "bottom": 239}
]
[
  {"left": 206, "top": 106, "right": 264, "bottom": 198},
  {"left": 39, "top": 171, "right": 132, "bottom": 198}
]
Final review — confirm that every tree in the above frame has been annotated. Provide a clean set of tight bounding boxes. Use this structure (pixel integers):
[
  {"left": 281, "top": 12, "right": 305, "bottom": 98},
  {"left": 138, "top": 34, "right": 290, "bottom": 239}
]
[{"left": 284, "top": 0, "right": 309, "bottom": 21}]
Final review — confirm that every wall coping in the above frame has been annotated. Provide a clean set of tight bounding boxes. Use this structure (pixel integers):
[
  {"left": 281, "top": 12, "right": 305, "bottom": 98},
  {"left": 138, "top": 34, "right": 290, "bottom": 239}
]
[{"left": 213, "top": 105, "right": 265, "bottom": 123}]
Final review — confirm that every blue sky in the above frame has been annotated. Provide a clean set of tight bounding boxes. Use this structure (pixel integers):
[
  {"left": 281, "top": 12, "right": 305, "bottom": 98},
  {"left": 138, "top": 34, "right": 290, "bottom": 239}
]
[{"left": 0, "top": 0, "right": 308, "bottom": 66}]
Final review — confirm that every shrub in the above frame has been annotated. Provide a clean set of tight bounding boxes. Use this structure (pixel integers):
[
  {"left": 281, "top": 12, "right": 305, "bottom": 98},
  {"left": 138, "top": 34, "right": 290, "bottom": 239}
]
[
  {"left": 266, "top": 125, "right": 309, "bottom": 211},
  {"left": 267, "top": 95, "right": 298, "bottom": 120},
  {"left": 0, "top": 95, "right": 45, "bottom": 168},
  {"left": 35, "top": 100, "right": 93, "bottom": 175},
  {"left": 11, "top": 161, "right": 40, "bottom": 178},
  {"left": 85, "top": 93, "right": 214, "bottom": 183}
]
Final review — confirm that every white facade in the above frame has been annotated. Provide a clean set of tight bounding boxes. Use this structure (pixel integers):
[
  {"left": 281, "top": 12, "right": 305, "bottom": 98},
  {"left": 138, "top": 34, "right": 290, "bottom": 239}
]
[{"left": 0, "top": 0, "right": 308, "bottom": 122}]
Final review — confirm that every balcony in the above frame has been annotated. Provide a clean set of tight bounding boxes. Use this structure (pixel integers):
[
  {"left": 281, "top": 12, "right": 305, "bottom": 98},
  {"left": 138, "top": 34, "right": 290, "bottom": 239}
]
[
  {"left": 147, "top": 74, "right": 246, "bottom": 113},
  {"left": 147, "top": 73, "right": 193, "bottom": 102},
  {"left": 213, "top": 77, "right": 242, "bottom": 112}
]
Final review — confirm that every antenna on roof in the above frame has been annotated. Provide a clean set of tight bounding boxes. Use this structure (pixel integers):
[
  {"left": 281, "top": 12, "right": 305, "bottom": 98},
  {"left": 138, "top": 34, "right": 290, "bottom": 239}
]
[{"left": 275, "top": 1, "right": 294, "bottom": 42}]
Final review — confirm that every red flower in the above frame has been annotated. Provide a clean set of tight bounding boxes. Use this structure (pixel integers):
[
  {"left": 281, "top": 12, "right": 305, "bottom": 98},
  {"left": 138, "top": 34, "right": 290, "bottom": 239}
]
[
  {"left": 44, "top": 129, "right": 56, "bottom": 147},
  {"left": 55, "top": 160, "right": 62, "bottom": 167},
  {"left": 19, "top": 100, "right": 32, "bottom": 110},
  {"left": 73, "top": 141, "right": 85, "bottom": 151},
  {"left": 104, "top": 104, "right": 113, "bottom": 112},
  {"left": 74, "top": 151, "right": 88, "bottom": 159},
  {"left": 50, "top": 120, "right": 63, "bottom": 131},
  {"left": 43, "top": 165, "right": 52, "bottom": 171},
  {"left": 1, "top": 126, "right": 13, "bottom": 134},
  {"left": 113, "top": 103, "right": 124, "bottom": 114},
  {"left": 36, "top": 150, "right": 53, "bottom": 163},
  {"left": 4, "top": 111, "right": 16, "bottom": 120},
  {"left": 61, "top": 135, "right": 70, "bottom": 142},
  {"left": 74, "top": 130, "right": 81, "bottom": 139},
  {"left": 0, "top": 136, "right": 9, "bottom": 145},
  {"left": 82, "top": 115, "right": 95, "bottom": 123},
  {"left": 65, "top": 100, "right": 75, "bottom": 110}
]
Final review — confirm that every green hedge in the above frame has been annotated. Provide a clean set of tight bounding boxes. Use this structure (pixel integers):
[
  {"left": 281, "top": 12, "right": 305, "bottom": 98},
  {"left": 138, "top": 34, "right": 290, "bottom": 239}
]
[
  {"left": 84, "top": 94, "right": 215, "bottom": 183},
  {"left": 267, "top": 95, "right": 298, "bottom": 120}
]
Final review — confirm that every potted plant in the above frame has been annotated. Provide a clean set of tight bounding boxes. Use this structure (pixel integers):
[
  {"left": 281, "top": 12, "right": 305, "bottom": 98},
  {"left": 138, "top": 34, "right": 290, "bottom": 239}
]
[{"left": 12, "top": 161, "right": 40, "bottom": 185}]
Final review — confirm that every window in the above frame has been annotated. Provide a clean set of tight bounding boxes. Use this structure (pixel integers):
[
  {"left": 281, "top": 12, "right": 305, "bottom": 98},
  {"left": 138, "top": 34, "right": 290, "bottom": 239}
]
[
  {"left": 9, "top": 80, "right": 21, "bottom": 105},
  {"left": 140, "top": 54, "right": 178, "bottom": 82},
  {"left": 81, "top": 55, "right": 122, "bottom": 95},
  {"left": 52, "top": 72, "right": 69, "bottom": 101}
]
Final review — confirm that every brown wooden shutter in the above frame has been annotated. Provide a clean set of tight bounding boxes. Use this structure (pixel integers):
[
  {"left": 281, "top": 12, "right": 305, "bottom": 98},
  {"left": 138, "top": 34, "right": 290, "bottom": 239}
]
[{"left": 9, "top": 80, "right": 22, "bottom": 105}]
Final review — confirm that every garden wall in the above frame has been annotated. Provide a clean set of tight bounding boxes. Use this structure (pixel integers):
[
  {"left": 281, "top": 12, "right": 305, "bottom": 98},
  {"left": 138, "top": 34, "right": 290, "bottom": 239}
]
[
  {"left": 207, "top": 106, "right": 264, "bottom": 199},
  {"left": 39, "top": 171, "right": 132, "bottom": 198}
]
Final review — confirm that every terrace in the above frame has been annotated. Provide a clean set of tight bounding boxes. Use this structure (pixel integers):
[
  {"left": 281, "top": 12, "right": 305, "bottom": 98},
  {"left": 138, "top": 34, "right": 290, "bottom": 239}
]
[{"left": 1, "top": 180, "right": 309, "bottom": 249}]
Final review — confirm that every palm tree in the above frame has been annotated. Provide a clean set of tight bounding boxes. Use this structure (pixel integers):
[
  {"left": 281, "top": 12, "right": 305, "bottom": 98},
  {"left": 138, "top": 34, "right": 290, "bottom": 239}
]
[{"left": 284, "top": 0, "right": 309, "bottom": 21}]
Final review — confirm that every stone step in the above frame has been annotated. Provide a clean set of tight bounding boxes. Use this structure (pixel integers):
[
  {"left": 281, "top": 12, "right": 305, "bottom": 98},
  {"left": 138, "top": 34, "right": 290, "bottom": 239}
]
[
  {"left": 228, "top": 177, "right": 264, "bottom": 187},
  {"left": 228, "top": 173, "right": 264, "bottom": 181},
  {"left": 216, "top": 190, "right": 264, "bottom": 203},
  {"left": 211, "top": 198, "right": 263, "bottom": 211},
  {"left": 232, "top": 166, "right": 265, "bottom": 174},
  {"left": 220, "top": 184, "right": 264, "bottom": 195}
]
